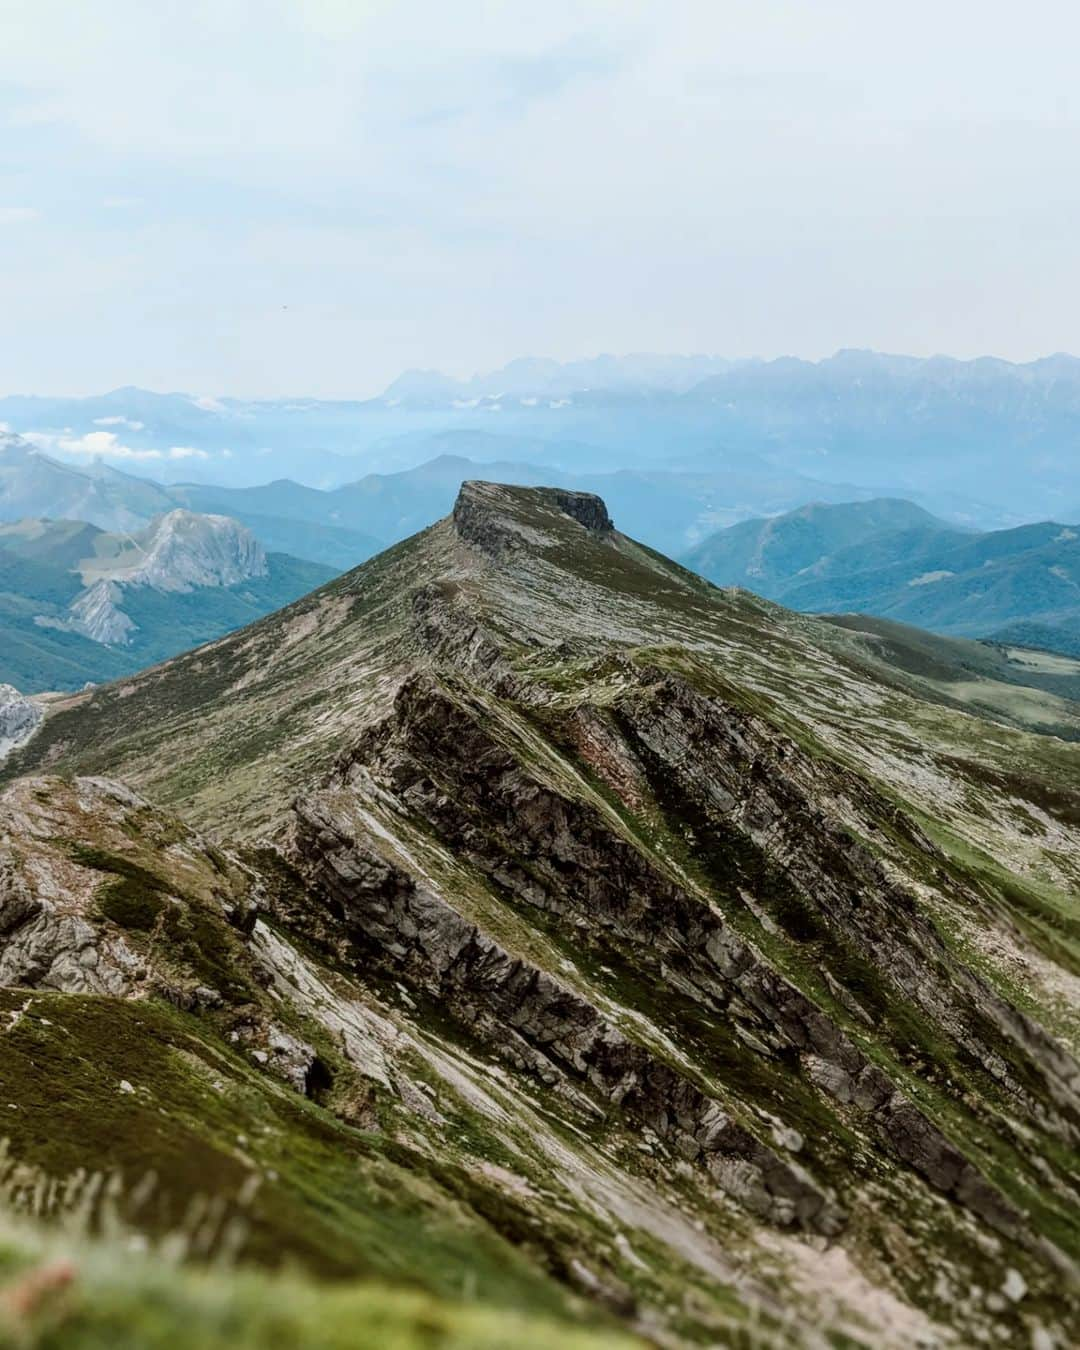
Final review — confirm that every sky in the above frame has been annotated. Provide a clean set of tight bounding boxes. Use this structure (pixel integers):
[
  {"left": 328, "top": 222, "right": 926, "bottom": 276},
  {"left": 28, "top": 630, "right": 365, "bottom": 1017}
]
[{"left": 3, "top": 0, "right": 1080, "bottom": 397}]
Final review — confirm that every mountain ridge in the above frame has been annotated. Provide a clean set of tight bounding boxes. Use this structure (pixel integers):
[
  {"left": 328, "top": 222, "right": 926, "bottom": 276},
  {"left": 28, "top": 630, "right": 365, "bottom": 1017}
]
[
  {"left": 7, "top": 350, "right": 1080, "bottom": 516},
  {"left": 2, "top": 481, "right": 1080, "bottom": 1345}
]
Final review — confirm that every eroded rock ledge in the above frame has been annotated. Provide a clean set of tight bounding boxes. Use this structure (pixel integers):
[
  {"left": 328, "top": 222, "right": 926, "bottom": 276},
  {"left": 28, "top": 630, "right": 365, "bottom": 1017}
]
[
  {"left": 452, "top": 480, "right": 614, "bottom": 558},
  {"left": 287, "top": 663, "right": 1076, "bottom": 1260}
]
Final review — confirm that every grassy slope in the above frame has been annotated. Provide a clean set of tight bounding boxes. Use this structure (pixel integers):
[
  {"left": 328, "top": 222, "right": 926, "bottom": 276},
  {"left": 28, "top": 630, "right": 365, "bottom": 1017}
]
[
  {"left": 686, "top": 508, "right": 1080, "bottom": 656},
  {"left": 819, "top": 613, "right": 1080, "bottom": 735},
  {"left": 0, "top": 1235, "right": 635, "bottom": 1350},
  {"left": 0, "top": 991, "right": 595, "bottom": 1319},
  {"left": 682, "top": 500, "right": 952, "bottom": 588},
  {"left": 0, "top": 776, "right": 805, "bottom": 1346}
]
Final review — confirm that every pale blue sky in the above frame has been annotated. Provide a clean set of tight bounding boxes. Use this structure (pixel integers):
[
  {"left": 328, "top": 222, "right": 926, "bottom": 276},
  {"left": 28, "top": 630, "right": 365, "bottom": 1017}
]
[{"left": 2, "top": 0, "right": 1080, "bottom": 396}]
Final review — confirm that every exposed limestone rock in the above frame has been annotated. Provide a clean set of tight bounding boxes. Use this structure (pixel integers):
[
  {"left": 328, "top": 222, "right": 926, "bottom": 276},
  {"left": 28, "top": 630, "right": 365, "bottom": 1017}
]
[
  {"left": 452, "top": 480, "right": 613, "bottom": 558},
  {"left": 0, "top": 902, "right": 136, "bottom": 996},
  {"left": 104, "top": 509, "right": 267, "bottom": 593},
  {"left": 34, "top": 511, "right": 269, "bottom": 649},
  {"left": 291, "top": 790, "right": 846, "bottom": 1236},
  {"left": 549, "top": 488, "right": 614, "bottom": 534},
  {"left": 39, "top": 578, "right": 138, "bottom": 645},
  {"left": 612, "top": 672, "right": 1080, "bottom": 1139},
  {"left": 233, "top": 1019, "right": 324, "bottom": 1095},
  {"left": 287, "top": 659, "right": 1080, "bottom": 1262},
  {"left": 0, "top": 686, "right": 42, "bottom": 761},
  {"left": 0, "top": 861, "right": 40, "bottom": 936}
]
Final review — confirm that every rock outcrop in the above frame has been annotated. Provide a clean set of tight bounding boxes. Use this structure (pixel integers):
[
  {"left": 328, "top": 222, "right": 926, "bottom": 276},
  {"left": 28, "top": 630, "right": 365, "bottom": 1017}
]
[
  {"left": 47, "top": 578, "right": 138, "bottom": 645},
  {"left": 293, "top": 789, "right": 847, "bottom": 1236},
  {"left": 291, "top": 665, "right": 1059, "bottom": 1253},
  {"left": 27, "top": 510, "right": 268, "bottom": 648},
  {"left": 0, "top": 685, "right": 42, "bottom": 761},
  {"left": 113, "top": 509, "right": 267, "bottom": 593}
]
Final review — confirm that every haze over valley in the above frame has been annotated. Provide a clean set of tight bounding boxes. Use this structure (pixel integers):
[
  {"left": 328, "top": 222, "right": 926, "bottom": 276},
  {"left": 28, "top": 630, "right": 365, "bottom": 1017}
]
[
  {"left": 5, "top": 351, "right": 1080, "bottom": 692},
  {"left": 7, "top": 349, "right": 1080, "bottom": 525}
]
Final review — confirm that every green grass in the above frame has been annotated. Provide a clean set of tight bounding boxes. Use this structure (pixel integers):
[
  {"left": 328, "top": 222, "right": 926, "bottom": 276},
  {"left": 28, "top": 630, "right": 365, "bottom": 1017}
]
[
  {"left": 0, "top": 1215, "right": 638, "bottom": 1350},
  {"left": 0, "top": 992, "right": 604, "bottom": 1326}
]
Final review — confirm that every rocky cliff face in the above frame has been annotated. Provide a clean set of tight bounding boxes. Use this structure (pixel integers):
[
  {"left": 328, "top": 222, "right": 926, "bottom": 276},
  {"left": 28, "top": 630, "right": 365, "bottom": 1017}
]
[
  {"left": 34, "top": 509, "right": 269, "bottom": 647},
  {"left": 55, "top": 578, "right": 138, "bottom": 645},
  {"left": 2, "top": 482, "right": 1079, "bottom": 1347},
  {"left": 108, "top": 509, "right": 268, "bottom": 593},
  {"left": 0, "top": 684, "right": 41, "bottom": 761}
]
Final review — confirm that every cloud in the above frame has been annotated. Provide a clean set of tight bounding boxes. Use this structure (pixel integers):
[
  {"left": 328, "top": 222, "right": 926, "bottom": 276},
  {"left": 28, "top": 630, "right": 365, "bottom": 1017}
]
[
  {"left": 23, "top": 430, "right": 206, "bottom": 462},
  {"left": 190, "top": 396, "right": 226, "bottom": 412},
  {"left": 93, "top": 415, "right": 145, "bottom": 430},
  {"left": 32, "top": 430, "right": 163, "bottom": 460},
  {"left": 4, "top": 2, "right": 1080, "bottom": 393},
  {"left": 0, "top": 207, "right": 39, "bottom": 224}
]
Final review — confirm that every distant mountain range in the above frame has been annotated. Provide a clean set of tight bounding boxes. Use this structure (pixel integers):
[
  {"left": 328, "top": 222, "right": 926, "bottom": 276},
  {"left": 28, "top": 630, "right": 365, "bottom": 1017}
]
[
  {"left": 176, "top": 450, "right": 887, "bottom": 561},
  {"left": 0, "top": 429, "right": 178, "bottom": 528},
  {"left": 1, "top": 431, "right": 892, "bottom": 564},
  {"left": 7, "top": 425, "right": 1080, "bottom": 667},
  {"left": 0, "top": 508, "right": 333, "bottom": 692},
  {"left": 381, "top": 353, "right": 738, "bottom": 401},
  {"left": 684, "top": 498, "right": 1080, "bottom": 655},
  {"left": 5, "top": 350, "right": 1080, "bottom": 521}
]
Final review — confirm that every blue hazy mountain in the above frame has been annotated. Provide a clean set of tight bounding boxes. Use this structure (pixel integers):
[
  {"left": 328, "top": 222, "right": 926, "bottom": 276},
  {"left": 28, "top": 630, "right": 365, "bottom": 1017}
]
[
  {"left": 685, "top": 499, "right": 1080, "bottom": 655},
  {"left": 173, "top": 452, "right": 882, "bottom": 560},
  {"left": 2, "top": 434, "right": 887, "bottom": 564},
  {"left": 4, "top": 351, "right": 1080, "bottom": 521}
]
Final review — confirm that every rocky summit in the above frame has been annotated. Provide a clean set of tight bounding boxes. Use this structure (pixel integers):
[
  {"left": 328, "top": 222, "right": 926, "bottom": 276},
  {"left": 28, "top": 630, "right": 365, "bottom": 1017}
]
[{"left": 2, "top": 481, "right": 1080, "bottom": 1347}]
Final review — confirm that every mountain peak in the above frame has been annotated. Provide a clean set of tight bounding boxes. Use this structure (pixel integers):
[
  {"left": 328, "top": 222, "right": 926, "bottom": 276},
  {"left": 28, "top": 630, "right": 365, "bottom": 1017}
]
[
  {"left": 122, "top": 509, "right": 267, "bottom": 592},
  {"left": 451, "top": 480, "right": 614, "bottom": 556}
]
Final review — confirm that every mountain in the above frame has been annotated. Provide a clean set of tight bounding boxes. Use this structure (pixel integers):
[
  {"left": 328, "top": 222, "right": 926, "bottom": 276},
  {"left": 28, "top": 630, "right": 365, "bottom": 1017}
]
[
  {"left": 381, "top": 353, "right": 737, "bottom": 403},
  {"left": 686, "top": 500, "right": 1080, "bottom": 656},
  {"left": 0, "top": 433, "right": 382, "bottom": 571},
  {"left": 0, "top": 431, "right": 176, "bottom": 529},
  {"left": 368, "top": 350, "right": 1080, "bottom": 518},
  {"left": 0, "top": 424, "right": 1009, "bottom": 572},
  {"left": 0, "top": 510, "right": 335, "bottom": 691},
  {"left": 7, "top": 351, "right": 1080, "bottom": 519},
  {"left": 0, "top": 390, "right": 360, "bottom": 487},
  {"left": 177, "top": 452, "right": 882, "bottom": 560},
  {"left": 682, "top": 498, "right": 953, "bottom": 589},
  {"left": 168, "top": 508, "right": 384, "bottom": 571},
  {"left": 2, "top": 482, "right": 1079, "bottom": 1346}
]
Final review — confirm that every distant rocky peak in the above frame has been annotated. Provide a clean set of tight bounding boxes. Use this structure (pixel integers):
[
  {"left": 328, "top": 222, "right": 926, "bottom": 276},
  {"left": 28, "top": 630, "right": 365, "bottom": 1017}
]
[
  {"left": 126, "top": 509, "right": 267, "bottom": 593},
  {"left": 29, "top": 509, "right": 271, "bottom": 650}
]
